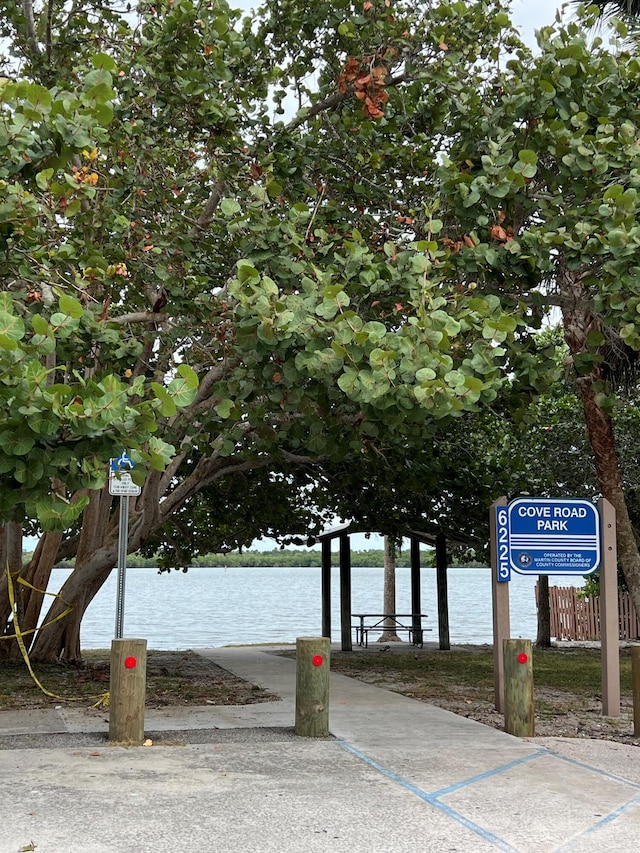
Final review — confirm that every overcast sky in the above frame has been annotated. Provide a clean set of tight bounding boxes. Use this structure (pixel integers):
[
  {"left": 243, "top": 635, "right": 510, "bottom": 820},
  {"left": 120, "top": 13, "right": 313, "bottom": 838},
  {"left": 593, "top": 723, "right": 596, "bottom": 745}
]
[{"left": 511, "top": 0, "right": 566, "bottom": 46}]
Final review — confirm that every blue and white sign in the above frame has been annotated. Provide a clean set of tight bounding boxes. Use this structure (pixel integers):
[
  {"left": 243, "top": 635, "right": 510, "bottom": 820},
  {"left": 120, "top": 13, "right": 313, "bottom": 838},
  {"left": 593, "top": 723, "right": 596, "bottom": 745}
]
[
  {"left": 109, "top": 451, "right": 140, "bottom": 496},
  {"left": 495, "top": 505, "right": 511, "bottom": 582},
  {"left": 507, "top": 498, "right": 600, "bottom": 576},
  {"left": 111, "top": 450, "right": 135, "bottom": 471}
]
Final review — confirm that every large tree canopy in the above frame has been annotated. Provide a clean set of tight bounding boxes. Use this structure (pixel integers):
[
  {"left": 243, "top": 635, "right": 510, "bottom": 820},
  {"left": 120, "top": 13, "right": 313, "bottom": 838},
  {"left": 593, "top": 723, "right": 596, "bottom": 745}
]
[
  {"left": 4, "top": 0, "right": 640, "bottom": 659},
  {"left": 1, "top": 0, "right": 544, "bottom": 659}
]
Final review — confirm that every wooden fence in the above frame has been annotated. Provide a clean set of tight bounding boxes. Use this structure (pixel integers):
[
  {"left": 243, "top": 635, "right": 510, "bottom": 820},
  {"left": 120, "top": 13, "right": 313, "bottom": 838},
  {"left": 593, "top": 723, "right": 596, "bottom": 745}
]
[{"left": 539, "top": 585, "right": 640, "bottom": 641}]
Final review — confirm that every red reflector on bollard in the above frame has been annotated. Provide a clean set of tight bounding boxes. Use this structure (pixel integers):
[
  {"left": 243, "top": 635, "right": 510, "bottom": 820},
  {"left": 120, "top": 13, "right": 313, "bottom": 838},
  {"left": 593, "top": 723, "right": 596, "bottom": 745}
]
[
  {"left": 517, "top": 653, "right": 528, "bottom": 664},
  {"left": 124, "top": 656, "right": 137, "bottom": 669},
  {"left": 312, "top": 655, "right": 324, "bottom": 667}
]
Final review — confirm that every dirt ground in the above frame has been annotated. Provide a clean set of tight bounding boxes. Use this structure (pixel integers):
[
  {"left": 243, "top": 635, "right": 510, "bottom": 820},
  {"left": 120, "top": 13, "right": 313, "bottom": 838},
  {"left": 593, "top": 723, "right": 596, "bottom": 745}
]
[{"left": 0, "top": 649, "right": 277, "bottom": 711}]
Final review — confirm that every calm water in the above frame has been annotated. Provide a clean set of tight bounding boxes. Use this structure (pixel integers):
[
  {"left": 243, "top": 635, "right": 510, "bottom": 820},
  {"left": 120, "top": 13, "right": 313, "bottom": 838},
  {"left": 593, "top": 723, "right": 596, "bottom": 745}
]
[{"left": 45, "top": 566, "right": 584, "bottom": 650}]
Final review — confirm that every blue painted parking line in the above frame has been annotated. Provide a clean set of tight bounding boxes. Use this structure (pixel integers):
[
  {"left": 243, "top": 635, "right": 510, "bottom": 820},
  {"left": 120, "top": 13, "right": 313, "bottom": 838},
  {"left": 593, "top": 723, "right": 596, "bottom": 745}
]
[
  {"left": 547, "top": 751, "right": 640, "bottom": 852},
  {"left": 545, "top": 750, "right": 640, "bottom": 791},
  {"left": 339, "top": 739, "right": 640, "bottom": 853},
  {"left": 428, "top": 749, "right": 546, "bottom": 798},
  {"left": 553, "top": 793, "right": 640, "bottom": 852},
  {"left": 338, "top": 740, "right": 525, "bottom": 852}
]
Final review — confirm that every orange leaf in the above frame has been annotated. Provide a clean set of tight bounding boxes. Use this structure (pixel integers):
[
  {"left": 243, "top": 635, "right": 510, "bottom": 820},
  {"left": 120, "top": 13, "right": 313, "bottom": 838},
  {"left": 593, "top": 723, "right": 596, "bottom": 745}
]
[
  {"left": 366, "top": 104, "right": 384, "bottom": 118},
  {"left": 364, "top": 0, "right": 373, "bottom": 9},
  {"left": 439, "top": 42, "right": 448, "bottom": 50},
  {"left": 463, "top": 235, "right": 475, "bottom": 248}
]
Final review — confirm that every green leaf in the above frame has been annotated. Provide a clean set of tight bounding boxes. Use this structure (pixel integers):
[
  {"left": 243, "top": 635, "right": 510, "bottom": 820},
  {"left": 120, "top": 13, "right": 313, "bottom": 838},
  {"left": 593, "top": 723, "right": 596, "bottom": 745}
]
[
  {"left": 0, "top": 431, "right": 35, "bottom": 455},
  {"left": 36, "top": 168, "right": 54, "bottom": 189},
  {"left": 58, "top": 293, "right": 84, "bottom": 319},
  {"left": 518, "top": 150, "right": 538, "bottom": 166},
  {"left": 416, "top": 367, "right": 437, "bottom": 382},
  {"left": 91, "top": 53, "right": 118, "bottom": 72},
  {"left": 151, "top": 383, "right": 178, "bottom": 417},
  {"left": 215, "top": 398, "right": 234, "bottom": 419},
  {"left": 176, "top": 362, "right": 199, "bottom": 390},
  {"left": 166, "top": 372, "right": 198, "bottom": 408},
  {"left": 220, "top": 198, "right": 241, "bottom": 216},
  {"left": 0, "top": 312, "right": 25, "bottom": 342},
  {"left": 35, "top": 495, "right": 90, "bottom": 531}
]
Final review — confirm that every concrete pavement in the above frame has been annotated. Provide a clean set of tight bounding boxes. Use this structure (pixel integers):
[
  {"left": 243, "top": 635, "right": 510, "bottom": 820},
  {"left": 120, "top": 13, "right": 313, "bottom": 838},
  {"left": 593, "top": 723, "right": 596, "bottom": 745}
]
[{"left": 1, "top": 645, "right": 639, "bottom": 852}]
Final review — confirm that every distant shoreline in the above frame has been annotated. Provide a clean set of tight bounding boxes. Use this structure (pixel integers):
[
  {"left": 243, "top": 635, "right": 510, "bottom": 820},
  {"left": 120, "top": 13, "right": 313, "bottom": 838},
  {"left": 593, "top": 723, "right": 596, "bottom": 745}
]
[{"left": 53, "top": 556, "right": 490, "bottom": 572}]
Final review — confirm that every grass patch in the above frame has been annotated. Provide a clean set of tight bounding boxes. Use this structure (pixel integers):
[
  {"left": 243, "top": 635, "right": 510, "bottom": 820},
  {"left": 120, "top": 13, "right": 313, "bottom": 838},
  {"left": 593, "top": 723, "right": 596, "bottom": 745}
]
[{"left": 329, "top": 645, "right": 633, "bottom": 705}]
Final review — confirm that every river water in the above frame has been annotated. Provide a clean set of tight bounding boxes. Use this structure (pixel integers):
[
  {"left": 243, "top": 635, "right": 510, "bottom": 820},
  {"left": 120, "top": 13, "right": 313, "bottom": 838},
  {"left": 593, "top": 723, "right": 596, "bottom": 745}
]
[{"left": 45, "top": 565, "right": 584, "bottom": 650}]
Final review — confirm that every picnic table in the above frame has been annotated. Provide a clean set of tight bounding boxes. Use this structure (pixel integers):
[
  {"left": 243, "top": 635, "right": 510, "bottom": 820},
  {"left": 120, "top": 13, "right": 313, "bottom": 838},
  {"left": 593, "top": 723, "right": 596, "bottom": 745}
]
[{"left": 352, "top": 614, "right": 430, "bottom": 648}]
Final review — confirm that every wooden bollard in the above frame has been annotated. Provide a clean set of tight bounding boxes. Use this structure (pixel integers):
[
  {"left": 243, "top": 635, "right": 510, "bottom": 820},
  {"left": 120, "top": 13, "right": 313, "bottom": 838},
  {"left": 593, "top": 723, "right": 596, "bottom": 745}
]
[
  {"left": 503, "top": 638, "right": 534, "bottom": 737},
  {"left": 295, "top": 637, "right": 330, "bottom": 737},
  {"left": 109, "top": 638, "right": 147, "bottom": 744},
  {"left": 632, "top": 644, "right": 640, "bottom": 738}
]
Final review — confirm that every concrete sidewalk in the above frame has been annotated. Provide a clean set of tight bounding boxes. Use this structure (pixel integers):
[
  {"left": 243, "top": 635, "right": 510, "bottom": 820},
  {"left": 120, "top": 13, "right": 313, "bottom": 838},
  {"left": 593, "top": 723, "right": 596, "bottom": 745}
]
[{"left": 1, "top": 645, "right": 639, "bottom": 853}]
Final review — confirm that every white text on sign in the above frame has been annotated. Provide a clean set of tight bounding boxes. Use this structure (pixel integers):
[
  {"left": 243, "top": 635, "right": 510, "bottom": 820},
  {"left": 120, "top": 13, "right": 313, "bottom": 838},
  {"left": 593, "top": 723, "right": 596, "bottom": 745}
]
[{"left": 516, "top": 505, "right": 588, "bottom": 518}]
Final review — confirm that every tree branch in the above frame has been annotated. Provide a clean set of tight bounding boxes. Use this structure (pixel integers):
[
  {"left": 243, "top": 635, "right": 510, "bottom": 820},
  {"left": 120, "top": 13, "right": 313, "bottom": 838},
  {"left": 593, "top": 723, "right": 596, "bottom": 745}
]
[
  {"left": 193, "top": 179, "right": 227, "bottom": 233},
  {"left": 286, "top": 72, "right": 410, "bottom": 132},
  {"left": 22, "top": 0, "right": 42, "bottom": 56},
  {"left": 46, "top": 0, "right": 54, "bottom": 61},
  {"left": 108, "top": 311, "right": 169, "bottom": 325},
  {"left": 192, "top": 360, "right": 235, "bottom": 407}
]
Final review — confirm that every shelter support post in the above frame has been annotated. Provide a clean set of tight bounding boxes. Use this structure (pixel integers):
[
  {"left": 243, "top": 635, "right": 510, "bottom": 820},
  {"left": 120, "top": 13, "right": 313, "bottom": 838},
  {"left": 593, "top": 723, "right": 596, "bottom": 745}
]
[
  {"left": 339, "top": 533, "right": 352, "bottom": 651},
  {"left": 410, "top": 537, "right": 422, "bottom": 642},
  {"left": 321, "top": 539, "right": 331, "bottom": 639},
  {"left": 435, "top": 533, "right": 450, "bottom": 650}
]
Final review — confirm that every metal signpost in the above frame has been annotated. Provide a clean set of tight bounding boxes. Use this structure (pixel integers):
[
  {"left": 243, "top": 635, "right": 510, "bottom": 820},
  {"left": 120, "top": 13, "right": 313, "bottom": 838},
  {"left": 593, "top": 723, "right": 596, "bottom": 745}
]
[{"left": 109, "top": 451, "right": 141, "bottom": 639}]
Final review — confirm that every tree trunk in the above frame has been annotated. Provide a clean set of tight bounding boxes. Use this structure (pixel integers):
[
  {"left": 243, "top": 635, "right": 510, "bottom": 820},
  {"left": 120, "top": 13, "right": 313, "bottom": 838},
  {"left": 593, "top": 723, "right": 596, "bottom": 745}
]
[
  {"left": 0, "top": 522, "right": 24, "bottom": 661},
  {"left": 21, "top": 531, "right": 64, "bottom": 642},
  {"left": 536, "top": 575, "right": 551, "bottom": 648},
  {"left": 29, "top": 551, "right": 117, "bottom": 661},
  {"left": 561, "top": 264, "right": 640, "bottom": 617},
  {"left": 576, "top": 378, "right": 640, "bottom": 613},
  {"left": 379, "top": 536, "right": 401, "bottom": 642}
]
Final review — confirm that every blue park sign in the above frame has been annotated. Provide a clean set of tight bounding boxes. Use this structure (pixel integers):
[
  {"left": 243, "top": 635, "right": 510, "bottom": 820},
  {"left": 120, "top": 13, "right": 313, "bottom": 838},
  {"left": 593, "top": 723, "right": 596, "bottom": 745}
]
[{"left": 495, "top": 498, "right": 601, "bottom": 580}]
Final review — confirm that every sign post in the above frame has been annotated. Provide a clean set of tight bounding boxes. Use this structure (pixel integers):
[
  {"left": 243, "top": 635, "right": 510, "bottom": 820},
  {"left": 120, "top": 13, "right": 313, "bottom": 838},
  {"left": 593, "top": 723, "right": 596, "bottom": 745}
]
[
  {"left": 599, "top": 498, "right": 620, "bottom": 716},
  {"left": 109, "top": 451, "right": 141, "bottom": 639}
]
